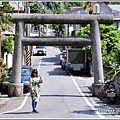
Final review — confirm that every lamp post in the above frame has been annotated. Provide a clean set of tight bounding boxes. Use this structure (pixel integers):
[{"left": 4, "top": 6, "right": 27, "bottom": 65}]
[{"left": 25, "top": 6, "right": 31, "bottom": 65}]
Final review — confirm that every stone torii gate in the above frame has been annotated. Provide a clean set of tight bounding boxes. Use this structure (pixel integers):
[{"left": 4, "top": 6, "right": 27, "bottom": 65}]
[{"left": 8, "top": 13, "right": 114, "bottom": 97}]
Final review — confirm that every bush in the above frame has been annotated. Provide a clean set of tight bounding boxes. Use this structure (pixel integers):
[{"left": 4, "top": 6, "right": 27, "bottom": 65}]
[{"left": 0, "top": 58, "right": 7, "bottom": 83}]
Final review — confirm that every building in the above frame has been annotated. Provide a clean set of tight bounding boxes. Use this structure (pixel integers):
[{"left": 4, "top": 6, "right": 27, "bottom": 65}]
[
  {"left": 9, "top": 1, "right": 24, "bottom": 13},
  {"left": 63, "top": 2, "right": 120, "bottom": 36},
  {"left": 1, "top": 1, "right": 25, "bottom": 68},
  {"left": 94, "top": 2, "right": 120, "bottom": 30},
  {"left": 63, "top": 6, "right": 89, "bottom": 36}
]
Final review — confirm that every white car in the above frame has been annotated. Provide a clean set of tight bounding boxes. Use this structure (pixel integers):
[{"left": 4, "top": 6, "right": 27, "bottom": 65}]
[{"left": 32, "top": 46, "right": 47, "bottom": 56}]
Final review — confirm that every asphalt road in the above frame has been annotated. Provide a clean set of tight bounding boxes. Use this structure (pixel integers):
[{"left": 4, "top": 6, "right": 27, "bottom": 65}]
[{"left": 0, "top": 46, "right": 120, "bottom": 119}]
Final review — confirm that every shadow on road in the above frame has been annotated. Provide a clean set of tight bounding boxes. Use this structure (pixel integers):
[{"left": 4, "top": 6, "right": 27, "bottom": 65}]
[
  {"left": 71, "top": 109, "right": 96, "bottom": 115},
  {"left": 40, "top": 94, "right": 92, "bottom": 98},
  {"left": 4, "top": 111, "right": 34, "bottom": 114}
]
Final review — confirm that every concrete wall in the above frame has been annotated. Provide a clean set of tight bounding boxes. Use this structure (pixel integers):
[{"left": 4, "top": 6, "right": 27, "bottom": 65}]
[{"left": 4, "top": 53, "right": 13, "bottom": 68}]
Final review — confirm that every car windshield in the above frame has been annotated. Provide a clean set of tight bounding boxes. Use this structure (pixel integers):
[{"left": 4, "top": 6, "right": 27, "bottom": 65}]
[
  {"left": 22, "top": 68, "right": 31, "bottom": 76},
  {"left": 36, "top": 46, "right": 45, "bottom": 49},
  {"left": 8, "top": 67, "right": 31, "bottom": 76}
]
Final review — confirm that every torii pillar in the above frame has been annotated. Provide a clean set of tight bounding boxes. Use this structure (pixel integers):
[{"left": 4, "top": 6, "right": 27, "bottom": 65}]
[
  {"left": 91, "top": 20, "right": 104, "bottom": 96},
  {"left": 8, "top": 20, "right": 24, "bottom": 97}
]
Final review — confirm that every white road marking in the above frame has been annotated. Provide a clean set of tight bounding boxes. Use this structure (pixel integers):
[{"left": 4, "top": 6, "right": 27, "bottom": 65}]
[
  {"left": 0, "top": 47, "right": 105, "bottom": 118},
  {"left": 0, "top": 58, "right": 42, "bottom": 114},
  {"left": 58, "top": 47, "right": 105, "bottom": 118},
  {"left": 0, "top": 93, "right": 30, "bottom": 114},
  {"left": 70, "top": 75, "right": 105, "bottom": 118}
]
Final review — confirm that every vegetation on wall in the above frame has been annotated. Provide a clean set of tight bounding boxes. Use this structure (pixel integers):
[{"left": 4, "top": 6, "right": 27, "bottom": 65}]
[
  {"left": 76, "top": 24, "right": 120, "bottom": 79},
  {"left": 0, "top": 58, "right": 7, "bottom": 82},
  {"left": 0, "top": 2, "right": 14, "bottom": 56},
  {"left": 1, "top": 35, "right": 14, "bottom": 54},
  {"left": 0, "top": 2, "right": 14, "bottom": 82}
]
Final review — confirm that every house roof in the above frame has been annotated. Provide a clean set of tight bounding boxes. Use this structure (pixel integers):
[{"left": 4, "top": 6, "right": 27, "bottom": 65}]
[
  {"left": 10, "top": 3, "right": 24, "bottom": 11},
  {"left": 107, "top": 5, "right": 120, "bottom": 12},
  {"left": 63, "top": 7, "right": 83, "bottom": 14}
]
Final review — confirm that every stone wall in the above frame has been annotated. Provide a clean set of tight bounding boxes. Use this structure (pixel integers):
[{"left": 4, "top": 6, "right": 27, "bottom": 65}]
[{"left": 114, "top": 72, "right": 120, "bottom": 102}]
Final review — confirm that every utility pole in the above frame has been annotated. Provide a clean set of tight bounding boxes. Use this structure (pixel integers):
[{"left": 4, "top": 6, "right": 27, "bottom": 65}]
[{"left": 25, "top": 5, "right": 31, "bottom": 66}]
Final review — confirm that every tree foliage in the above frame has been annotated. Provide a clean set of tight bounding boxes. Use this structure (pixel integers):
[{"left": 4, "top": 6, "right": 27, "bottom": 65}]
[
  {"left": 0, "top": 58, "right": 7, "bottom": 82},
  {"left": 0, "top": 2, "right": 14, "bottom": 82},
  {"left": 42, "top": 2, "right": 83, "bottom": 35},
  {"left": 43, "top": 2, "right": 83, "bottom": 14},
  {"left": 29, "top": 2, "right": 47, "bottom": 14},
  {"left": 0, "top": 2, "right": 14, "bottom": 31},
  {"left": 76, "top": 24, "right": 120, "bottom": 69},
  {"left": 0, "top": 2, "right": 14, "bottom": 55},
  {"left": 1, "top": 35, "right": 14, "bottom": 54},
  {"left": 28, "top": 2, "right": 83, "bottom": 36}
]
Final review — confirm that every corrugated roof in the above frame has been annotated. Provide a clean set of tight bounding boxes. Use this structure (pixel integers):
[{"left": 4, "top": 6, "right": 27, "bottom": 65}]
[
  {"left": 63, "top": 7, "right": 83, "bottom": 14},
  {"left": 10, "top": 3, "right": 24, "bottom": 11},
  {"left": 108, "top": 5, "right": 120, "bottom": 11}
]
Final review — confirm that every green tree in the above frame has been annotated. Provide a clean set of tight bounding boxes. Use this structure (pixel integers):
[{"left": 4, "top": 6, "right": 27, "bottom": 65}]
[
  {"left": 0, "top": 2, "right": 14, "bottom": 83},
  {"left": 1, "top": 35, "right": 14, "bottom": 54},
  {"left": 45, "top": 2, "right": 83, "bottom": 14},
  {"left": 0, "top": 2, "right": 14, "bottom": 56},
  {"left": 29, "top": 2, "right": 47, "bottom": 14},
  {"left": 42, "top": 2, "right": 83, "bottom": 36},
  {"left": 76, "top": 24, "right": 120, "bottom": 69}
]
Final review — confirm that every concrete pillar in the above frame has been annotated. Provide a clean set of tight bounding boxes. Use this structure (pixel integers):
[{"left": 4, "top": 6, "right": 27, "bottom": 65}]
[
  {"left": 26, "top": 22, "right": 31, "bottom": 65},
  {"left": 25, "top": 6, "right": 31, "bottom": 65},
  {"left": 90, "top": 20, "right": 104, "bottom": 97},
  {"left": 8, "top": 21, "right": 24, "bottom": 97}
]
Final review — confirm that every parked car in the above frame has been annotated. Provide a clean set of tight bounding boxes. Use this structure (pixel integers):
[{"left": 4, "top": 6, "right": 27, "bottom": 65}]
[
  {"left": 1, "top": 65, "right": 33, "bottom": 94},
  {"left": 32, "top": 46, "right": 47, "bottom": 56},
  {"left": 59, "top": 50, "right": 66, "bottom": 65}
]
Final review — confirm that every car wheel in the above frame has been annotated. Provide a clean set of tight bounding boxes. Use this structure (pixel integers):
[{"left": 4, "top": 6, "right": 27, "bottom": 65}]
[
  {"left": 62, "top": 66, "right": 65, "bottom": 70},
  {"left": 65, "top": 69, "right": 70, "bottom": 75}
]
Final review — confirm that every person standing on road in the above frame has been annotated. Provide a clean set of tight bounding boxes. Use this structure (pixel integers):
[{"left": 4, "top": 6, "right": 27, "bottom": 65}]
[{"left": 29, "top": 69, "right": 43, "bottom": 113}]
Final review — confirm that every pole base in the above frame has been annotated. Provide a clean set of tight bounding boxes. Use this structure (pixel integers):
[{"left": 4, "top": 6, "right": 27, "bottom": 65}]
[
  {"left": 92, "top": 83, "right": 103, "bottom": 97},
  {"left": 8, "top": 83, "right": 23, "bottom": 97}
]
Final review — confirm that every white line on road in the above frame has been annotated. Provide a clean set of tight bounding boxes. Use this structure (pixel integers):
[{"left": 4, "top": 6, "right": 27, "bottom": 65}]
[
  {"left": 0, "top": 58, "right": 42, "bottom": 115},
  {"left": 70, "top": 75, "right": 105, "bottom": 119},
  {"left": 0, "top": 93, "right": 30, "bottom": 114},
  {"left": 0, "top": 47, "right": 104, "bottom": 116},
  {"left": 57, "top": 47, "right": 105, "bottom": 118}
]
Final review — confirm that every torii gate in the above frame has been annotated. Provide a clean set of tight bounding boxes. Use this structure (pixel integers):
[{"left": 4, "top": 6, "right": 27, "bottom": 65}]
[{"left": 8, "top": 13, "right": 114, "bottom": 97}]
